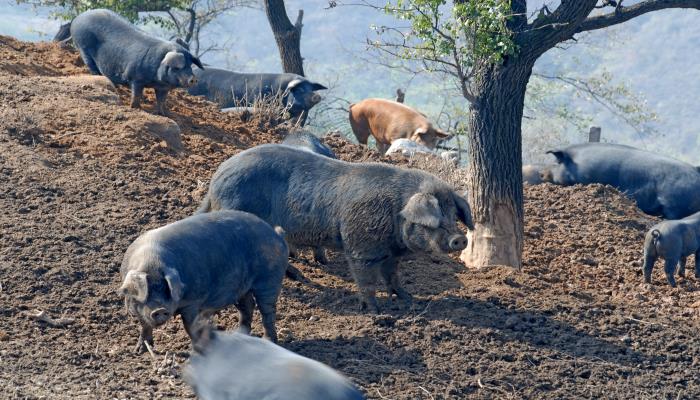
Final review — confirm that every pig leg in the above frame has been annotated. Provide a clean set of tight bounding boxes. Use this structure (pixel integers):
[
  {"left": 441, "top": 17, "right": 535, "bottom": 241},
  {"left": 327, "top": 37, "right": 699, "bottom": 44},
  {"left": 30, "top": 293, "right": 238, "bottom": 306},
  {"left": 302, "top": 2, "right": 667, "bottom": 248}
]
[
  {"left": 134, "top": 322, "right": 154, "bottom": 354},
  {"left": 285, "top": 264, "right": 307, "bottom": 281},
  {"left": 642, "top": 252, "right": 656, "bottom": 284},
  {"left": 348, "top": 260, "right": 380, "bottom": 314},
  {"left": 664, "top": 257, "right": 679, "bottom": 287},
  {"left": 379, "top": 257, "right": 412, "bottom": 307},
  {"left": 376, "top": 141, "right": 389, "bottom": 155},
  {"left": 78, "top": 49, "right": 100, "bottom": 75},
  {"left": 155, "top": 87, "right": 169, "bottom": 116},
  {"left": 679, "top": 257, "right": 687, "bottom": 278},
  {"left": 235, "top": 291, "right": 255, "bottom": 335},
  {"left": 313, "top": 246, "right": 328, "bottom": 264},
  {"left": 287, "top": 243, "right": 300, "bottom": 258},
  {"left": 180, "top": 306, "right": 203, "bottom": 346},
  {"left": 130, "top": 82, "right": 144, "bottom": 109},
  {"left": 252, "top": 287, "right": 280, "bottom": 343}
]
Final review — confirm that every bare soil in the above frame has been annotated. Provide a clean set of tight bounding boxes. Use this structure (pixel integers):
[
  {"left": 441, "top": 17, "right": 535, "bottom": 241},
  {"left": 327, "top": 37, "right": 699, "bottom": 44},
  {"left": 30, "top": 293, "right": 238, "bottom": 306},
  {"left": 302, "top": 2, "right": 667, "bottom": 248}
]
[{"left": 1, "top": 37, "right": 700, "bottom": 400}]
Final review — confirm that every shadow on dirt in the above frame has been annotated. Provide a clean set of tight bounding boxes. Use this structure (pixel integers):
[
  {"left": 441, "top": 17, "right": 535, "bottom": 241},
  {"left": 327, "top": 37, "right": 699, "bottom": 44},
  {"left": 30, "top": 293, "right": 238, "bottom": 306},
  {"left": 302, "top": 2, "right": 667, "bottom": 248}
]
[
  {"left": 285, "top": 335, "right": 425, "bottom": 382},
  {"left": 420, "top": 296, "right": 648, "bottom": 366}
]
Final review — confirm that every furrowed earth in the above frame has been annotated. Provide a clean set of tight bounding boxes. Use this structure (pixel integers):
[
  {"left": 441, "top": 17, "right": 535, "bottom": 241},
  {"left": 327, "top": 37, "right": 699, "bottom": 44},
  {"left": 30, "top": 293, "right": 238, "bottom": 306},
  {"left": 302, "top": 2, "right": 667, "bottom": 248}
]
[{"left": 1, "top": 37, "right": 699, "bottom": 399}]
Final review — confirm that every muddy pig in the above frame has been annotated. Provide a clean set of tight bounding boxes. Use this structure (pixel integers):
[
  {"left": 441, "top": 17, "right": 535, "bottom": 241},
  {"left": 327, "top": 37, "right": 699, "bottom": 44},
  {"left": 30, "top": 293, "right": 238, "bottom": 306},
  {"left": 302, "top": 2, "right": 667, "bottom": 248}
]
[
  {"left": 118, "top": 210, "right": 288, "bottom": 353},
  {"left": 186, "top": 326, "right": 365, "bottom": 400},
  {"left": 546, "top": 143, "right": 700, "bottom": 219},
  {"left": 70, "top": 9, "right": 203, "bottom": 115},
  {"left": 643, "top": 211, "right": 700, "bottom": 287},
  {"left": 281, "top": 131, "right": 335, "bottom": 264},
  {"left": 198, "top": 144, "right": 474, "bottom": 313}
]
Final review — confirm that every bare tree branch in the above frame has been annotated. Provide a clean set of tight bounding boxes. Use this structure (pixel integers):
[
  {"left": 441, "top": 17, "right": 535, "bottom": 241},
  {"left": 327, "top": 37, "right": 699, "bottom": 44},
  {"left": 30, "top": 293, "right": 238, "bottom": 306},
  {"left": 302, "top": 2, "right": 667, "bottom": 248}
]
[{"left": 576, "top": 0, "right": 700, "bottom": 33}]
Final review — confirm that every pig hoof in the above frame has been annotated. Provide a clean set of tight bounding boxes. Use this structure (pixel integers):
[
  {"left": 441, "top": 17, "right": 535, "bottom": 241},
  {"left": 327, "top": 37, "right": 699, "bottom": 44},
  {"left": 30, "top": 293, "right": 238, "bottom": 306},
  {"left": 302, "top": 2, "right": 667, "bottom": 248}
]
[
  {"left": 360, "top": 300, "right": 380, "bottom": 315},
  {"left": 284, "top": 265, "right": 307, "bottom": 282},
  {"left": 395, "top": 289, "right": 413, "bottom": 303},
  {"left": 134, "top": 341, "right": 147, "bottom": 354}
]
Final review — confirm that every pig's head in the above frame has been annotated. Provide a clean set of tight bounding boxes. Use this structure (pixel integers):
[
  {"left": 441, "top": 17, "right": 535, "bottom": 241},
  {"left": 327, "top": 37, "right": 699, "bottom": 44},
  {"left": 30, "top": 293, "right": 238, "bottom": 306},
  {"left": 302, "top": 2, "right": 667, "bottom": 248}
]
[
  {"left": 157, "top": 48, "right": 204, "bottom": 89},
  {"left": 118, "top": 267, "right": 184, "bottom": 327},
  {"left": 410, "top": 124, "right": 450, "bottom": 149},
  {"left": 399, "top": 190, "right": 474, "bottom": 254},
  {"left": 285, "top": 78, "right": 327, "bottom": 118},
  {"left": 545, "top": 150, "right": 575, "bottom": 185}
]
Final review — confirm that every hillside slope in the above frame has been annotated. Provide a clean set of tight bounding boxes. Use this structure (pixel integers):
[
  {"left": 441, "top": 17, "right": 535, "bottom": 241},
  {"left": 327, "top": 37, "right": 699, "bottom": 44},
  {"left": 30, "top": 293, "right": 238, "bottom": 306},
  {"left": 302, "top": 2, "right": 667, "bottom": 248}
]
[{"left": 1, "top": 38, "right": 700, "bottom": 399}]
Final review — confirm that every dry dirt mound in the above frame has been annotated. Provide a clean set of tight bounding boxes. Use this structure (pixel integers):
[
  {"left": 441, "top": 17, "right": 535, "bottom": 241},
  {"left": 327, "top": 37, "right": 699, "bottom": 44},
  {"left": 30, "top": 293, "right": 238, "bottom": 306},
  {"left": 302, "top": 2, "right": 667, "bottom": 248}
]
[{"left": 2, "top": 37, "right": 700, "bottom": 400}]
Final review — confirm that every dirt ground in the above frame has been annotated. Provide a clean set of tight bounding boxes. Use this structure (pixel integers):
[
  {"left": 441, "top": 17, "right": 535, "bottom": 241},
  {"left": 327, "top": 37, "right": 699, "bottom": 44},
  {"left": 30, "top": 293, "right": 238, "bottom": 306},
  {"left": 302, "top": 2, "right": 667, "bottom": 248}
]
[{"left": 2, "top": 37, "right": 700, "bottom": 400}]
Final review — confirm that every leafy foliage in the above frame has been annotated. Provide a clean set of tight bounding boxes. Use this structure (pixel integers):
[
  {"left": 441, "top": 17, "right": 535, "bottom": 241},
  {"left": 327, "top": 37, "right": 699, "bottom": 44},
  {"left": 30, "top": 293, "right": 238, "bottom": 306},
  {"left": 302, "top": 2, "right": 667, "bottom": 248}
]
[
  {"left": 377, "top": 0, "right": 516, "bottom": 74},
  {"left": 16, "top": 0, "right": 188, "bottom": 22}
]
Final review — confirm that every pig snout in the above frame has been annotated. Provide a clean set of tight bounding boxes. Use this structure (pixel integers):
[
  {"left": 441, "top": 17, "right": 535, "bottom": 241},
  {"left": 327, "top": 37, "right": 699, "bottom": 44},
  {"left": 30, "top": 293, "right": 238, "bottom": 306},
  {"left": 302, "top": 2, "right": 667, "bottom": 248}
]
[
  {"left": 184, "top": 76, "right": 197, "bottom": 87},
  {"left": 310, "top": 92, "right": 322, "bottom": 104},
  {"left": 150, "top": 308, "right": 171, "bottom": 325},
  {"left": 178, "top": 75, "right": 197, "bottom": 88},
  {"left": 448, "top": 234, "right": 468, "bottom": 251}
]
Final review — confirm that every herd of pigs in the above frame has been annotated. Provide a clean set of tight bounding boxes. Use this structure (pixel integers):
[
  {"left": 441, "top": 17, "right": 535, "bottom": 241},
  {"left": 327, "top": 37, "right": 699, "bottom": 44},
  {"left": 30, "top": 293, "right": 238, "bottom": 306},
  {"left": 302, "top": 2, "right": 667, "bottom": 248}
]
[{"left": 42, "top": 8, "right": 699, "bottom": 399}]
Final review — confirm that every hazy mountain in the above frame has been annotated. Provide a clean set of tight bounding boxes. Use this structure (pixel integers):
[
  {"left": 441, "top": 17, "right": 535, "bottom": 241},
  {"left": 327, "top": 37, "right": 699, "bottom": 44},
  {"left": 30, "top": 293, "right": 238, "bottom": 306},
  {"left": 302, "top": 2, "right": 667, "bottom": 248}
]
[{"left": 2, "top": 1, "right": 699, "bottom": 162}]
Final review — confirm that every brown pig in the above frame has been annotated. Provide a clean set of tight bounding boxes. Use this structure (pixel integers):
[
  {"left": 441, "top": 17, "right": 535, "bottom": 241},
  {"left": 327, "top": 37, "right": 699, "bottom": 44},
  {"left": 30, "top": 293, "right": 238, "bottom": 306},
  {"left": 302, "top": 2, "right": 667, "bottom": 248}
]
[{"left": 349, "top": 98, "right": 449, "bottom": 154}]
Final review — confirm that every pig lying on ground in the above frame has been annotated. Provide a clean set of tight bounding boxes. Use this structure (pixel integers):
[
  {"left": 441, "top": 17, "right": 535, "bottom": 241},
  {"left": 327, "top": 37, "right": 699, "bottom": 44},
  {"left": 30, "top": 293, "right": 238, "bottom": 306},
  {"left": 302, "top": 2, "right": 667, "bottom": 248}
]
[
  {"left": 282, "top": 131, "right": 336, "bottom": 159},
  {"left": 188, "top": 68, "right": 326, "bottom": 125},
  {"left": 386, "top": 138, "right": 434, "bottom": 157},
  {"left": 545, "top": 143, "right": 700, "bottom": 219},
  {"left": 349, "top": 98, "right": 449, "bottom": 154},
  {"left": 522, "top": 164, "right": 553, "bottom": 185},
  {"left": 186, "top": 326, "right": 365, "bottom": 400},
  {"left": 643, "top": 211, "right": 700, "bottom": 287},
  {"left": 198, "top": 144, "right": 473, "bottom": 313},
  {"left": 70, "top": 9, "right": 203, "bottom": 115},
  {"left": 118, "top": 210, "right": 288, "bottom": 353}
]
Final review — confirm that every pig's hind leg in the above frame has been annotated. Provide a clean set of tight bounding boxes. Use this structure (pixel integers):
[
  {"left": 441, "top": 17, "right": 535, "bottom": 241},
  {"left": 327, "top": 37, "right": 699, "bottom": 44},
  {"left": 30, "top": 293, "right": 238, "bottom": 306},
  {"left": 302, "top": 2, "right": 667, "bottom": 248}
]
[
  {"left": 235, "top": 291, "right": 255, "bottom": 335},
  {"left": 252, "top": 285, "right": 281, "bottom": 343}
]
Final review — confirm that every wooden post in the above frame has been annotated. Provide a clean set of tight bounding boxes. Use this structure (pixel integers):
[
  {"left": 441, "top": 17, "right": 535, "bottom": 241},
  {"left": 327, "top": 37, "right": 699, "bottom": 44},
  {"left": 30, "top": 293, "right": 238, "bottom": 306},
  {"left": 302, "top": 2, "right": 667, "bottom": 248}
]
[{"left": 588, "top": 126, "right": 601, "bottom": 142}]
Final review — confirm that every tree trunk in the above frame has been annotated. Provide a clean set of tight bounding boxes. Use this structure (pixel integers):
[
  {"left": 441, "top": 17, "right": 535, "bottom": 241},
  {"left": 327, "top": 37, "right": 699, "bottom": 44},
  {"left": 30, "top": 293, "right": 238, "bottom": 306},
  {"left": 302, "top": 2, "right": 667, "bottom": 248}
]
[
  {"left": 263, "top": 0, "right": 305, "bottom": 76},
  {"left": 460, "top": 61, "right": 534, "bottom": 269}
]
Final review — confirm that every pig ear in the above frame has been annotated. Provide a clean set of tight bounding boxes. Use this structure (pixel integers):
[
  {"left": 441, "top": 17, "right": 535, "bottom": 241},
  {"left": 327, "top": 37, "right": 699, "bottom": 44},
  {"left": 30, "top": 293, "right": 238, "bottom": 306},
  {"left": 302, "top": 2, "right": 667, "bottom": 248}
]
[
  {"left": 287, "top": 78, "right": 304, "bottom": 90},
  {"left": 401, "top": 193, "right": 442, "bottom": 228},
  {"left": 190, "top": 55, "right": 204, "bottom": 70},
  {"left": 164, "top": 268, "right": 184, "bottom": 303},
  {"left": 310, "top": 82, "right": 328, "bottom": 91},
  {"left": 119, "top": 271, "right": 148, "bottom": 303},
  {"left": 452, "top": 192, "right": 475, "bottom": 230},
  {"left": 162, "top": 51, "right": 186, "bottom": 69},
  {"left": 413, "top": 127, "right": 428, "bottom": 139},
  {"left": 173, "top": 37, "right": 190, "bottom": 50},
  {"left": 435, "top": 128, "right": 450, "bottom": 139},
  {"left": 546, "top": 150, "right": 569, "bottom": 164}
]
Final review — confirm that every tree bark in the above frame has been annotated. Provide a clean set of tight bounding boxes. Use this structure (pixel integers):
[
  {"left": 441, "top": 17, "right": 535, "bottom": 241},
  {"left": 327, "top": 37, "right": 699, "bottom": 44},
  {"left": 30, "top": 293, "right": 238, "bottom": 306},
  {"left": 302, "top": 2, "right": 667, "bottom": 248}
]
[
  {"left": 460, "top": 61, "right": 534, "bottom": 269},
  {"left": 263, "top": 0, "right": 305, "bottom": 76}
]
